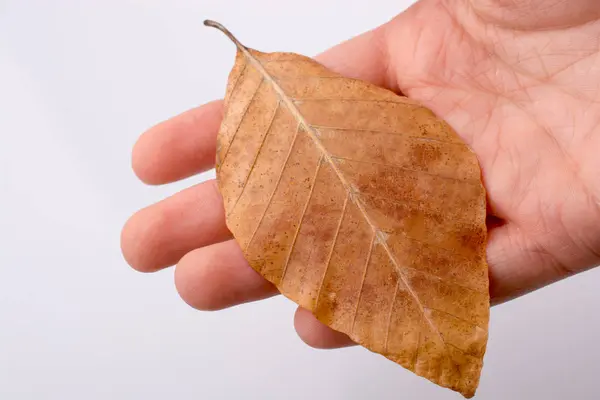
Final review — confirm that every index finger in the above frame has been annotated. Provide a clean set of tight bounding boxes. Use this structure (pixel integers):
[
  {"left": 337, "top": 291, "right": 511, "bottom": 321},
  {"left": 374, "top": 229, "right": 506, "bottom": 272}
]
[{"left": 132, "top": 100, "right": 222, "bottom": 185}]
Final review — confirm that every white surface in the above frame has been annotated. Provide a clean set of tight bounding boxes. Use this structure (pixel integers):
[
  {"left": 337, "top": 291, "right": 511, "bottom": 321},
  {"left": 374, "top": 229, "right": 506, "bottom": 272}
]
[{"left": 1, "top": 1, "right": 599, "bottom": 399}]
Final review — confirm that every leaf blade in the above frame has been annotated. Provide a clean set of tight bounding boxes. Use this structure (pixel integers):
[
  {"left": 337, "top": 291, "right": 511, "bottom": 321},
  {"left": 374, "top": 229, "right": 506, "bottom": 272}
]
[{"left": 210, "top": 22, "right": 489, "bottom": 398}]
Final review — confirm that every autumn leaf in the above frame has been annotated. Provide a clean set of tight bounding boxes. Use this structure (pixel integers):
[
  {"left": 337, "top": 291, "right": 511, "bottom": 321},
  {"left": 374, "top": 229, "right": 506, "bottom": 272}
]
[{"left": 206, "top": 20, "right": 490, "bottom": 398}]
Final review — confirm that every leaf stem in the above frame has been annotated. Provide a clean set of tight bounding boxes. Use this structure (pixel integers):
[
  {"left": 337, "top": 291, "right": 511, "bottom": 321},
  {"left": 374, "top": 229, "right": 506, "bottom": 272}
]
[{"left": 204, "top": 20, "right": 247, "bottom": 51}]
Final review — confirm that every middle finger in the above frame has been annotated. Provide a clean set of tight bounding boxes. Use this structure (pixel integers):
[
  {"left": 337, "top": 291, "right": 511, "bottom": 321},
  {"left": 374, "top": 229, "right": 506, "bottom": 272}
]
[{"left": 121, "top": 179, "right": 231, "bottom": 272}]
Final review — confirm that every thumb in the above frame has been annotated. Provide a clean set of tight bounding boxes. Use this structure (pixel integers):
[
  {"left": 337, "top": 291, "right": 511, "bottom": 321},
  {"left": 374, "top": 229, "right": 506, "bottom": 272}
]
[{"left": 471, "top": 0, "right": 600, "bottom": 30}]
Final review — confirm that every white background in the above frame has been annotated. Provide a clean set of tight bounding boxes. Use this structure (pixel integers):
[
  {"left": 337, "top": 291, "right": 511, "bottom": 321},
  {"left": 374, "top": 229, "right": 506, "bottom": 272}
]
[{"left": 1, "top": 1, "right": 599, "bottom": 399}]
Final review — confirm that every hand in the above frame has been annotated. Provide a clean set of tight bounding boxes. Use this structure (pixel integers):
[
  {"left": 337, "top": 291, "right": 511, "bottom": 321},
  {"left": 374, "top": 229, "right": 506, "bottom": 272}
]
[{"left": 121, "top": 0, "right": 600, "bottom": 349}]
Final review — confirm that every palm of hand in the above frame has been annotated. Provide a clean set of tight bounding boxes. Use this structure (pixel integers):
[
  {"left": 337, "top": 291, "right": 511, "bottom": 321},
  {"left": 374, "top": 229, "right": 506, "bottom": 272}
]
[
  {"left": 121, "top": 0, "right": 600, "bottom": 347},
  {"left": 388, "top": 0, "right": 600, "bottom": 304}
]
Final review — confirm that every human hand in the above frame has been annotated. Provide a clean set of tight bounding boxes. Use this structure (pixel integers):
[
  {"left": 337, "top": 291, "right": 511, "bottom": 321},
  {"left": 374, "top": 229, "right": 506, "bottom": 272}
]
[{"left": 121, "top": 0, "right": 600, "bottom": 349}]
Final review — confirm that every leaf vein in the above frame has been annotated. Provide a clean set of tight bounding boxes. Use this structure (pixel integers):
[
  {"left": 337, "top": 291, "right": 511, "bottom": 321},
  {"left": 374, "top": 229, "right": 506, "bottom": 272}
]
[
  {"left": 384, "top": 281, "right": 400, "bottom": 353},
  {"left": 413, "top": 331, "right": 421, "bottom": 370},
  {"left": 227, "top": 100, "right": 282, "bottom": 217},
  {"left": 292, "top": 97, "right": 411, "bottom": 105},
  {"left": 310, "top": 124, "right": 461, "bottom": 146},
  {"left": 219, "top": 77, "right": 265, "bottom": 172},
  {"left": 351, "top": 233, "right": 376, "bottom": 334},
  {"left": 424, "top": 306, "right": 485, "bottom": 332},
  {"left": 244, "top": 123, "right": 300, "bottom": 253},
  {"left": 315, "top": 193, "right": 349, "bottom": 311},
  {"left": 331, "top": 156, "right": 478, "bottom": 184},
  {"left": 280, "top": 155, "right": 324, "bottom": 284}
]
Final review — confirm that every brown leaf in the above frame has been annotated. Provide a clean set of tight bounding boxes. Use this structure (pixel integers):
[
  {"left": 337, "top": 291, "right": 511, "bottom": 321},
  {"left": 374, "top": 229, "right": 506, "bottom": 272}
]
[{"left": 206, "top": 20, "right": 490, "bottom": 398}]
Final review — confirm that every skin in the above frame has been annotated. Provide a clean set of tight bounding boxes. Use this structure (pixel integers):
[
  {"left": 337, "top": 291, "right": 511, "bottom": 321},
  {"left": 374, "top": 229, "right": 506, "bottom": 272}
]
[{"left": 121, "top": 0, "right": 600, "bottom": 349}]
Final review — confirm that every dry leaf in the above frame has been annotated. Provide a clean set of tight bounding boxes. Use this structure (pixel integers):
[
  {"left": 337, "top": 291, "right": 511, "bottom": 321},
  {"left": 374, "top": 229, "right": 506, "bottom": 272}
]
[{"left": 206, "top": 20, "right": 490, "bottom": 398}]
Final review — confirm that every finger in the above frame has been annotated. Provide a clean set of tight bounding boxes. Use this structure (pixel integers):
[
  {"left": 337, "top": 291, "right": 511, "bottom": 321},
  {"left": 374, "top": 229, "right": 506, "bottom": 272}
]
[
  {"left": 471, "top": 0, "right": 600, "bottom": 30},
  {"left": 175, "top": 240, "right": 278, "bottom": 311},
  {"left": 121, "top": 179, "right": 230, "bottom": 272},
  {"left": 293, "top": 307, "right": 356, "bottom": 349},
  {"left": 132, "top": 100, "right": 222, "bottom": 185},
  {"left": 486, "top": 223, "right": 575, "bottom": 305},
  {"left": 314, "top": 22, "right": 396, "bottom": 91}
]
